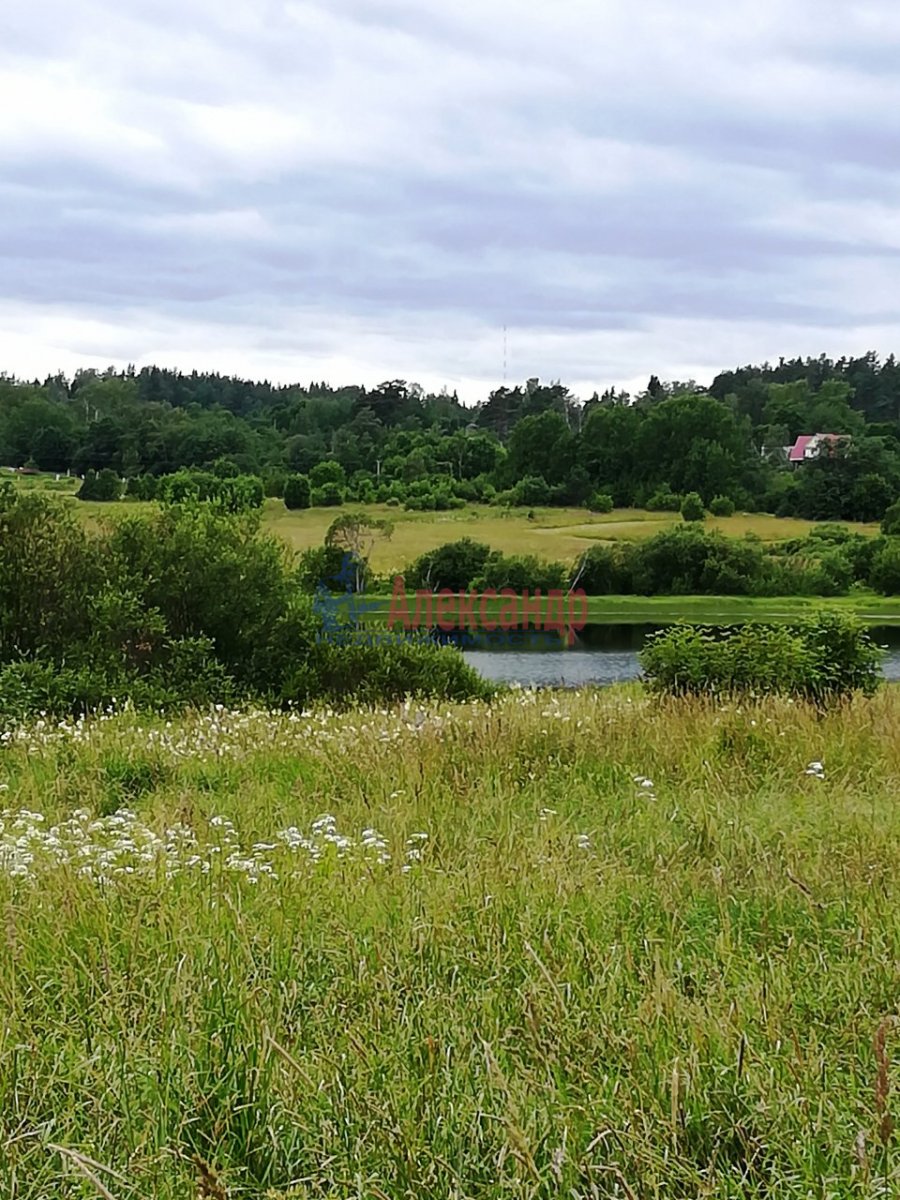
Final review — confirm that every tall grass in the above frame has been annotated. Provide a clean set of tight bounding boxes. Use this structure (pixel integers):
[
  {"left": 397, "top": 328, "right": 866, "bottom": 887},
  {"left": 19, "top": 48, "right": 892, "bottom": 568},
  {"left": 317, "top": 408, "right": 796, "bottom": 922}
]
[{"left": 1, "top": 688, "right": 898, "bottom": 1197}]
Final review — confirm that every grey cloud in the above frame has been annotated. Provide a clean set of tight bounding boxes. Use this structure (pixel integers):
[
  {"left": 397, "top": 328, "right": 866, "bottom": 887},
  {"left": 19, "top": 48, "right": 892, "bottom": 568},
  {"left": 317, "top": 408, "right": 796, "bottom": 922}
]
[{"left": 2, "top": 0, "right": 900, "bottom": 394}]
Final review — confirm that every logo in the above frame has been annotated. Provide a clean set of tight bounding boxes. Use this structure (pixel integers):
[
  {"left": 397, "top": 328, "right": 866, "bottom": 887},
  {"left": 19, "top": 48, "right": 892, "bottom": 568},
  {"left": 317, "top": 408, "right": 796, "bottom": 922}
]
[{"left": 312, "top": 554, "right": 588, "bottom": 648}]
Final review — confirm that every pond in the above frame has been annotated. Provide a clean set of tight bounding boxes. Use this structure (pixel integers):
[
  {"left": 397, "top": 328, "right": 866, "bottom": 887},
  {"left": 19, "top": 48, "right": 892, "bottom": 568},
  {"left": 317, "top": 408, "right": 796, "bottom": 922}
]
[{"left": 460, "top": 624, "right": 900, "bottom": 688}]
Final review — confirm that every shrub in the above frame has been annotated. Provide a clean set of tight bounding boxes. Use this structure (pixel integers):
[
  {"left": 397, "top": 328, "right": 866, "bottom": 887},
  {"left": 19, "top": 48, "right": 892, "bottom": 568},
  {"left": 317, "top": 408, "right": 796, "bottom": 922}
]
[
  {"left": 881, "top": 498, "right": 900, "bottom": 536},
  {"left": 125, "top": 473, "right": 158, "bottom": 501},
  {"left": 681, "top": 492, "right": 706, "bottom": 522},
  {"left": 309, "top": 460, "right": 346, "bottom": 489},
  {"left": 588, "top": 492, "right": 614, "bottom": 513},
  {"left": 0, "top": 488, "right": 493, "bottom": 718},
  {"left": 262, "top": 469, "right": 287, "bottom": 498},
  {"left": 709, "top": 495, "right": 735, "bottom": 517},
  {"left": 157, "top": 469, "right": 218, "bottom": 504},
  {"left": 0, "top": 492, "right": 105, "bottom": 660},
  {"left": 512, "top": 475, "right": 552, "bottom": 507},
  {"left": 311, "top": 482, "right": 344, "bottom": 507},
  {"left": 280, "top": 634, "right": 494, "bottom": 707},
  {"left": 284, "top": 474, "right": 311, "bottom": 510},
  {"left": 631, "top": 526, "right": 764, "bottom": 596},
  {"left": 646, "top": 488, "right": 682, "bottom": 512},
  {"left": 405, "top": 539, "right": 493, "bottom": 592},
  {"left": 216, "top": 474, "right": 265, "bottom": 512},
  {"left": 211, "top": 457, "right": 241, "bottom": 479},
  {"left": 475, "top": 553, "right": 569, "bottom": 594},
  {"left": 574, "top": 543, "right": 635, "bottom": 594},
  {"left": 77, "top": 468, "right": 122, "bottom": 501},
  {"left": 105, "top": 504, "right": 294, "bottom": 690},
  {"left": 640, "top": 611, "right": 881, "bottom": 702},
  {"left": 869, "top": 537, "right": 900, "bottom": 594}
]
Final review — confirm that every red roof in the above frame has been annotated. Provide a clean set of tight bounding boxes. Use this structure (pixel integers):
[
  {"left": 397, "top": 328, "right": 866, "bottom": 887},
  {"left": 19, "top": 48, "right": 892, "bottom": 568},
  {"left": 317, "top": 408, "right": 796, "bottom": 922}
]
[
  {"left": 788, "top": 435, "right": 814, "bottom": 462},
  {"left": 788, "top": 433, "right": 848, "bottom": 462}
]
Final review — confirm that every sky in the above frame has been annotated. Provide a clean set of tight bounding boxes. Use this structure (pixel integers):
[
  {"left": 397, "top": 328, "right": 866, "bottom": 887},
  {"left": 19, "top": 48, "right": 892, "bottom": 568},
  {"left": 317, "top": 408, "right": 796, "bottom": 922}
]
[{"left": 2, "top": 0, "right": 900, "bottom": 403}]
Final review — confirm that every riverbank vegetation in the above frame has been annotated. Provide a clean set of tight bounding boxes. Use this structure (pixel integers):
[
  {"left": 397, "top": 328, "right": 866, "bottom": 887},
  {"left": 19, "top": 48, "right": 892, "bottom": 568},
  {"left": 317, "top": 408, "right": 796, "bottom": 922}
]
[
  {"left": 1, "top": 687, "right": 898, "bottom": 1197},
  {"left": 0, "top": 486, "right": 490, "bottom": 723},
  {"left": 342, "top": 522, "right": 900, "bottom": 600}
]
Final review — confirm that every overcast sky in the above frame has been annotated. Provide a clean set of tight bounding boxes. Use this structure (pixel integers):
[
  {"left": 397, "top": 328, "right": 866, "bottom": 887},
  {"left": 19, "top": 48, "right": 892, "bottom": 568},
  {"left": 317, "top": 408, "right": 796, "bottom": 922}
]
[{"left": 3, "top": 0, "right": 900, "bottom": 402}]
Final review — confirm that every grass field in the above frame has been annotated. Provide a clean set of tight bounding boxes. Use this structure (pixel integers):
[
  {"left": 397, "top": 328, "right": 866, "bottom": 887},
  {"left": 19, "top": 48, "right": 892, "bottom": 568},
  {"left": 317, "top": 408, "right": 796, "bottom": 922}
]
[
  {"left": 52, "top": 485, "right": 882, "bottom": 574},
  {"left": 1, "top": 689, "right": 898, "bottom": 1197}
]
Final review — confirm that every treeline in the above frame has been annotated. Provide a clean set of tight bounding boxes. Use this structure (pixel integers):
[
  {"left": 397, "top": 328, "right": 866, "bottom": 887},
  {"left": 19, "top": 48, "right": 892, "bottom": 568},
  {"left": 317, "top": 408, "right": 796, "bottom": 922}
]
[
  {"left": 0, "top": 485, "right": 490, "bottom": 722},
  {"left": 385, "top": 523, "right": 900, "bottom": 599},
  {"left": 4, "top": 353, "right": 900, "bottom": 521}
]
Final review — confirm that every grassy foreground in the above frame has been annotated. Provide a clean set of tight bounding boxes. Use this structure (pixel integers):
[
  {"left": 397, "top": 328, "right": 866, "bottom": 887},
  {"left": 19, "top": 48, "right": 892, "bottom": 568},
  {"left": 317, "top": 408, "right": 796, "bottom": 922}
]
[{"left": 1, "top": 690, "right": 898, "bottom": 1197}]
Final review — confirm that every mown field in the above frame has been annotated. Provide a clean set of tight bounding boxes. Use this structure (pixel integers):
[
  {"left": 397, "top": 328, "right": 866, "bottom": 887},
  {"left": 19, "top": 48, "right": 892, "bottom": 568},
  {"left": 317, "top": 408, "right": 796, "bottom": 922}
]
[{"left": 1, "top": 688, "right": 898, "bottom": 1197}]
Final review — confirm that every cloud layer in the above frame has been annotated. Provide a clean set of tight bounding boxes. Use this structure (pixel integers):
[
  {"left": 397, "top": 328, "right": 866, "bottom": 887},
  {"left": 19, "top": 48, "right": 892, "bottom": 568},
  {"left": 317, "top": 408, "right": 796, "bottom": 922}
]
[{"left": 3, "top": 0, "right": 900, "bottom": 400}]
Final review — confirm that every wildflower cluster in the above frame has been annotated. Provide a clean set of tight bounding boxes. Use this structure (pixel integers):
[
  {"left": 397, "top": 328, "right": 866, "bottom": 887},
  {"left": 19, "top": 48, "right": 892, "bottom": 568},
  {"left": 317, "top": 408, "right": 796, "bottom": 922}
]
[{"left": 0, "top": 808, "right": 427, "bottom": 886}]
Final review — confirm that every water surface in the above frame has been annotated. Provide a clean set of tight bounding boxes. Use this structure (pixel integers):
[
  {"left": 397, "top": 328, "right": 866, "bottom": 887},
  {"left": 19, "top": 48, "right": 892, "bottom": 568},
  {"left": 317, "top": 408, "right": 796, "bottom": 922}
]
[{"left": 461, "top": 624, "right": 900, "bottom": 688}]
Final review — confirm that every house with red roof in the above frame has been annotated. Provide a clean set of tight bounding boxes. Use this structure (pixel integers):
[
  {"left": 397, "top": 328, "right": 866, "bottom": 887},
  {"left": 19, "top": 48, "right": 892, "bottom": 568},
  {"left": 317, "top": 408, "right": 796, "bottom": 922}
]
[{"left": 787, "top": 433, "right": 850, "bottom": 464}]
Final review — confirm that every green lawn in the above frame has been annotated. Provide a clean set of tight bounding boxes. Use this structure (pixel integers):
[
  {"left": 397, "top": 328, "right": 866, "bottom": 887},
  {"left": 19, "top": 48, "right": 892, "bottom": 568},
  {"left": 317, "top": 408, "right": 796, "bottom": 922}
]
[{"left": 2, "top": 690, "right": 898, "bottom": 1196}]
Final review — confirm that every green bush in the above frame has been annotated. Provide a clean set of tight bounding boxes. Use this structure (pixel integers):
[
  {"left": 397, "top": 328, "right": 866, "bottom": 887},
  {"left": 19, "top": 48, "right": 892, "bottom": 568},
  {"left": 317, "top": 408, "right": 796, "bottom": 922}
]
[
  {"left": 157, "top": 469, "right": 217, "bottom": 503},
  {"left": 869, "top": 537, "right": 900, "bottom": 594},
  {"left": 280, "top": 634, "right": 494, "bottom": 707},
  {"left": 709, "top": 495, "right": 735, "bottom": 517},
  {"left": 216, "top": 474, "right": 265, "bottom": 512},
  {"left": 681, "top": 492, "right": 706, "bottom": 522},
  {"left": 640, "top": 611, "right": 882, "bottom": 702},
  {"left": 77, "top": 468, "right": 122, "bottom": 501},
  {"left": 405, "top": 538, "right": 493, "bottom": 592},
  {"left": 631, "top": 526, "right": 764, "bottom": 596},
  {"left": 0, "top": 491, "right": 105, "bottom": 660},
  {"left": 646, "top": 488, "right": 682, "bottom": 512},
  {"left": 125, "top": 473, "right": 159, "bottom": 501},
  {"left": 309, "top": 460, "right": 346, "bottom": 489},
  {"left": 283, "top": 474, "right": 311, "bottom": 510},
  {"left": 574, "top": 543, "right": 635, "bottom": 594},
  {"left": 512, "top": 475, "right": 552, "bottom": 507},
  {"left": 262, "top": 469, "right": 287, "bottom": 498},
  {"left": 311, "top": 482, "right": 344, "bottom": 507},
  {"left": 881, "top": 498, "right": 900, "bottom": 536},
  {"left": 474, "top": 552, "right": 569, "bottom": 594},
  {"left": 0, "top": 493, "right": 490, "bottom": 719},
  {"left": 588, "top": 491, "right": 614, "bottom": 513}
]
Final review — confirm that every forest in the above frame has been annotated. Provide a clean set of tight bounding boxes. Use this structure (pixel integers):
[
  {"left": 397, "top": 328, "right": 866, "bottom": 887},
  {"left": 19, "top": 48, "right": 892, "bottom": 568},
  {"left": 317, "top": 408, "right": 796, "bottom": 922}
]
[{"left": 3, "top": 350, "right": 900, "bottom": 523}]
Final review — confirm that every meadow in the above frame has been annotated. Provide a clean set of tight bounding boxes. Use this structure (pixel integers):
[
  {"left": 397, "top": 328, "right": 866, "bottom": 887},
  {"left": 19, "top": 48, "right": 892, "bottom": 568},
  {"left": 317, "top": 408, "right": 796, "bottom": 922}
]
[
  {"left": 260, "top": 504, "right": 881, "bottom": 575},
  {"left": 1, "top": 687, "right": 898, "bottom": 1198},
  {"left": 13, "top": 471, "right": 878, "bottom": 576}
]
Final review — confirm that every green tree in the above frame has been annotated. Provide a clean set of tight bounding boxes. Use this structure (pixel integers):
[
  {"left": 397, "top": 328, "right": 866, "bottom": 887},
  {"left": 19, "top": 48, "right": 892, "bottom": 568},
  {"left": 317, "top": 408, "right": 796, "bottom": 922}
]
[
  {"left": 309, "top": 460, "right": 346, "bottom": 489},
  {"left": 284, "top": 475, "right": 311, "bottom": 510},
  {"left": 681, "top": 492, "right": 705, "bottom": 522},
  {"left": 506, "top": 411, "right": 574, "bottom": 488},
  {"left": 324, "top": 512, "right": 393, "bottom": 592}
]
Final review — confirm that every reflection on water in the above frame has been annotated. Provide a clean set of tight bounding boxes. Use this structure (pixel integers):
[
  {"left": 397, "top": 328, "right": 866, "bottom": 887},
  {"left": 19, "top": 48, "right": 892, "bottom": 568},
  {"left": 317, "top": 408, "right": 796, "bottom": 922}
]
[{"left": 461, "top": 625, "right": 900, "bottom": 688}]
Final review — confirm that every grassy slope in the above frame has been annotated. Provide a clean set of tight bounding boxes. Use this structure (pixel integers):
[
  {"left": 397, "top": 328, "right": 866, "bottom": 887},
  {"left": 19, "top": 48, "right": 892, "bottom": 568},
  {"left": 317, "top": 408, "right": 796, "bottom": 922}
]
[{"left": 1, "top": 690, "right": 898, "bottom": 1196}]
